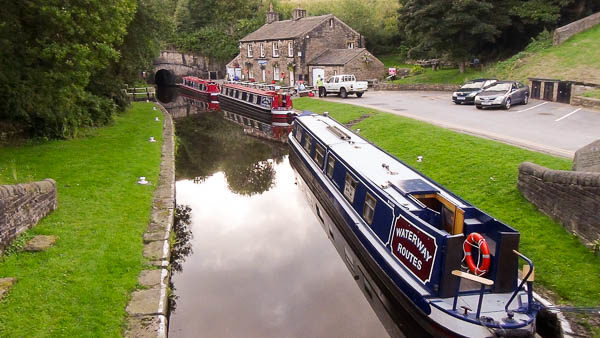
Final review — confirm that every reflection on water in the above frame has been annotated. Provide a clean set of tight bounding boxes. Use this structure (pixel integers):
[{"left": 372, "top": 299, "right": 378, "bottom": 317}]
[{"left": 167, "top": 88, "right": 389, "bottom": 337}]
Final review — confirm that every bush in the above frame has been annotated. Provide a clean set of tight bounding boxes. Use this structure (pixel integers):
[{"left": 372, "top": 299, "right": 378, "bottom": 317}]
[{"left": 410, "top": 65, "right": 425, "bottom": 75}]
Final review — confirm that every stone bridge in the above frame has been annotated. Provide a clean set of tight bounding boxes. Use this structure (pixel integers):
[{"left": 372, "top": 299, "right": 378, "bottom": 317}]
[{"left": 152, "top": 50, "right": 226, "bottom": 86}]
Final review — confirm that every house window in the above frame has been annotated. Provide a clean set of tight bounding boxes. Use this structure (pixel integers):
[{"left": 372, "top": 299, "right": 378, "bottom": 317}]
[
  {"left": 343, "top": 173, "right": 358, "bottom": 203},
  {"left": 260, "top": 43, "right": 265, "bottom": 58},
  {"left": 247, "top": 44, "right": 253, "bottom": 57},
  {"left": 314, "top": 144, "right": 325, "bottom": 168},
  {"left": 327, "top": 155, "right": 335, "bottom": 178},
  {"left": 273, "top": 42, "right": 279, "bottom": 57},
  {"left": 329, "top": 18, "right": 334, "bottom": 28},
  {"left": 288, "top": 42, "right": 293, "bottom": 57},
  {"left": 347, "top": 42, "right": 354, "bottom": 49},
  {"left": 274, "top": 66, "right": 280, "bottom": 81},
  {"left": 363, "top": 193, "right": 376, "bottom": 225}
]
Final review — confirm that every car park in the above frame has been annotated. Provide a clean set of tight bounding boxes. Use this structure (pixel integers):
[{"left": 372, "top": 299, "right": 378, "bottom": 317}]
[
  {"left": 475, "top": 81, "right": 529, "bottom": 109},
  {"left": 451, "top": 78, "right": 496, "bottom": 104}
]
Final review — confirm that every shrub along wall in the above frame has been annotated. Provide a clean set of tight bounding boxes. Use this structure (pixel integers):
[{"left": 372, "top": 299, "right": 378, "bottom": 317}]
[
  {"left": 373, "top": 83, "right": 459, "bottom": 92},
  {"left": 518, "top": 162, "right": 600, "bottom": 246},
  {"left": 0, "top": 179, "right": 57, "bottom": 250}
]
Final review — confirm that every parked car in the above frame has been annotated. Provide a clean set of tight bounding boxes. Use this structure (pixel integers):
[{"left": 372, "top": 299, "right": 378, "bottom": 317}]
[
  {"left": 452, "top": 78, "right": 497, "bottom": 104},
  {"left": 322, "top": 75, "right": 368, "bottom": 98},
  {"left": 475, "top": 81, "right": 530, "bottom": 109}
]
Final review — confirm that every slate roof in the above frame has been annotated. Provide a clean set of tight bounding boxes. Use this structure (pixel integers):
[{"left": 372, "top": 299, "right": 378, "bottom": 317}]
[
  {"left": 240, "top": 14, "right": 333, "bottom": 42},
  {"left": 308, "top": 48, "right": 367, "bottom": 66}
]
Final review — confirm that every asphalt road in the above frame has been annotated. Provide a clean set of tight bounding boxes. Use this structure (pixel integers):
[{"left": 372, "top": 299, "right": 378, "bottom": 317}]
[{"left": 323, "top": 91, "right": 600, "bottom": 158}]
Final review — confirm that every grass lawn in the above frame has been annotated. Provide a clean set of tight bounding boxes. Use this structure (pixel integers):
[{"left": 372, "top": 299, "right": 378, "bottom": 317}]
[
  {"left": 381, "top": 25, "right": 600, "bottom": 85},
  {"left": 0, "top": 102, "right": 163, "bottom": 335},
  {"left": 294, "top": 97, "right": 600, "bottom": 307}
]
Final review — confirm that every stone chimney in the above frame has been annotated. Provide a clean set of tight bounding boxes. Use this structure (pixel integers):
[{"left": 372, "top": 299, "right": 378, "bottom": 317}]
[
  {"left": 266, "top": 3, "right": 279, "bottom": 24},
  {"left": 292, "top": 7, "right": 306, "bottom": 21}
]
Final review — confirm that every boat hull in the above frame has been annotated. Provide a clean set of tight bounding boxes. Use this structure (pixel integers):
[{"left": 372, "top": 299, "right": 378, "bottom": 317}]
[{"left": 289, "top": 138, "right": 535, "bottom": 338}]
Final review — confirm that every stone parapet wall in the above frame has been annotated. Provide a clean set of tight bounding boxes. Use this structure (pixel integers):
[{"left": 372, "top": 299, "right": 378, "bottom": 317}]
[
  {"left": 0, "top": 179, "right": 57, "bottom": 250},
  {"left": 573, "top": 140, "right": 600, "bottom": 172},
  {"left": 373, "top": 83, "right": 459, "bottom": 92},
  {"left": 517, "top": 162, "right": 600, "bottom": 245},
  {"left": 553, "top": 12, "right": 600, "bottom": 45},
  {"left": 571, "top": 96, "right": 600, "bottom": 110}
]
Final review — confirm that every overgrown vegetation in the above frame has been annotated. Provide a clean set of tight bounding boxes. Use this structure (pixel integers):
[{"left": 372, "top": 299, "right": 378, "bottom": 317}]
[
  {"left": 0, "top": 103, "right": 162, "bottom": 335},
  {"left": 293, "top": 97, "right": 600, "bottom": 307},
  {"left": 583, "top": 89, "right": 600, "bottom": 99},
  {"left": 388, "top": 25, "right": 600, "bottom": 84},
  {"left": 0, "top": 0, "right": 168, "bottom": 138},
  {"left": 397, "top": 0, "right": 600, "bottom": 72}
]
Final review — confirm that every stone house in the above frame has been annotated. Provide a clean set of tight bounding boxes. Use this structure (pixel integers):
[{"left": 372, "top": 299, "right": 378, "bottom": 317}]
[{"left": 228, "top": 6, "right": 384, "bottom": 87}]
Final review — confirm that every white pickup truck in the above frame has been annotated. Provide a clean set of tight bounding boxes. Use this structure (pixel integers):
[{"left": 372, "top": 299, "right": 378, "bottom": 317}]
[{"left": 322, "top": 75, "right": 368, "bottom": 98}]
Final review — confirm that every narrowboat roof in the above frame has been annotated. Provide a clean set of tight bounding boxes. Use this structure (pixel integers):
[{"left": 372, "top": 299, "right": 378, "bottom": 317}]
[
  {"left": 223, "top": 83, "right": 277, "bottom": 96},
  {"left": 183, "top": 76, "right": 217, "bottom": 84},
  {"left": 297, "top": 113, "right": 468, "bottom": 212}
]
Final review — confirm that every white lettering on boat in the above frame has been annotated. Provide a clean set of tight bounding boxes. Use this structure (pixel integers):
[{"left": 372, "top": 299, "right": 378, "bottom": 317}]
[{"left": 395, "top": 228, "right": 433, "bottom": 262}]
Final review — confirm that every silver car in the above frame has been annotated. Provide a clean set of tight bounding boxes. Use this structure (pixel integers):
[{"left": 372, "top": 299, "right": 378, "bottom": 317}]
[{"left": 475, "top": 81, "right": 530, "bottom": 109}]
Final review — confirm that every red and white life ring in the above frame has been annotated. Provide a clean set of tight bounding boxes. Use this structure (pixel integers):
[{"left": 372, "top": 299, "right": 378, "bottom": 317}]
[{"left": 463, "top": 232, "right": 491, "bottom": 276}]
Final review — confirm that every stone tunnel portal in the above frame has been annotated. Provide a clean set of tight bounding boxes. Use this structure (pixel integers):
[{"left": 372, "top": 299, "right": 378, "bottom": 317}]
[{"left": 155, "top": 69, "right": 175, "bottom": 86}]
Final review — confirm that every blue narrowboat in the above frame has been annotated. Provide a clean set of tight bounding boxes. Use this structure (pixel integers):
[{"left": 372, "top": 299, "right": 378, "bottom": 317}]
[{"left": 289, "top": 112, "right": 539, "bottom": 337}]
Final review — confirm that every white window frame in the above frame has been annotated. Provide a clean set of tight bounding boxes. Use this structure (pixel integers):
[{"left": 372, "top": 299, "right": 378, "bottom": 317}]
[
  {"left": 260, "top": 43, "right": 265, "bottom": 58},
  {"left": 327, "top": 156, "right": 335, "bottom": 178},
  {"left": 347, "top": 42, "right": 354, "bottom": 49},
  {"left": 247, "top": 44, "right": 253, "bottom": 57},
  {"left": 343, "top": 173, "right": 358, "bottom": 203},
  {"left": 273, "top": 42, "right": 279, "bottom": 57},
  {"left": 363, "top": 192, "right": 377, "bottom": 225},
  {"left": 288, "top": 42, "right": 293, "bottom": 57},
  {"left": 274, "top": 66, "right": 280, "bottom": 81},
  {"left": 329, "top": 18, "right": 334, "bottom": 28},
  {"left": 314, "top": 144, "right": 325, "bottom": 168}
]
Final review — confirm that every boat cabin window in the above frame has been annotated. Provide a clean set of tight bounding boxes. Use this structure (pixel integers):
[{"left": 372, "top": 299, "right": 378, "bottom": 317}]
[
  {"left": 343, "top": 173, "right": 358, "bottom": 203},
  {"left": 303, "top": 134, "right": 312, "bottom": 153},
  {"left": 242, "top": 92, "right": 247, "bottom": 101},
  {"left": 326, "top": 155, "right": 335, "bottom": 178},
  {"left": 412, "top": 193, "right": 465, "bottom": 235},
  {"left": 314, "top": 143, "right": 325, "bottom": 168},
  {"left": 363, "top": 192, "right": 376, "bottom": 225},
  {"left": 248, "top": 94, "right": 254, "bottom": 103},
  {"left": 295, "top": 126, "right": 303, "bottom": 143}
]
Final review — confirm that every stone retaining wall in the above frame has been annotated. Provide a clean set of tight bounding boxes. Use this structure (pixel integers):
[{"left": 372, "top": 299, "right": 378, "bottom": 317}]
[
  {"left": 124, "top": 104, "right": 175, "bottom": 338},
  {"left": 517, "top": 162, "right": 600, "bottom": 245},
  {"left": 373, "top": 83, "right": 459, "bottom": 92},
  {"left": 571, "top": 95, "right": 600, "bottom": 110},
  {"left": 553, "top": 12, "right": 600, "bottom": 45},
  {"left": 0, "top": 179, "right": 57, "bottom": 250}
]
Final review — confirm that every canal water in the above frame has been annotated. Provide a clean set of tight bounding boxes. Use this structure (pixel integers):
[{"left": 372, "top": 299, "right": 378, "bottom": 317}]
[{"left": 159, "top": 87, "right": 392, "bottom": 338}]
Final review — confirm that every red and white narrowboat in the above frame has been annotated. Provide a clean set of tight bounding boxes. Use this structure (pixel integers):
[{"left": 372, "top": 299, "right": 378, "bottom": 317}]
[
  {"left": 223, "top": 110, "right": 293, "bottom": 143},
  {"left": 219, "top": 82, "right": 295, "bottom": 125},
  {"left": 180, "top": 76, "right": 220, "bottom": 106}
]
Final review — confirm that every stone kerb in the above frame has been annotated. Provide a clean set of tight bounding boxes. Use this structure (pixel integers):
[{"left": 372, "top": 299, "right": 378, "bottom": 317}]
[
  {"left": 553, "top": 12, "right": 600, "bottom": 45},
  {"left": 373, "top": 83, "right": 459, "bottom": 92},
  {"left": 0, "top": 179, "right": 57, "bottom": 250},
  {"left": 517, "top": 162, "right": 600, "bottom": 246},
  {"left": 124, "top": 103, "right": 175, "bottom": 338}
]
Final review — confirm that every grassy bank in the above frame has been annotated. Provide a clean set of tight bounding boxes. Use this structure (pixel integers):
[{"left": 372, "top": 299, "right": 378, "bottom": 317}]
[
  {"left": 294, "top": 97, "right": 600, "bottom": 307},
  {"left": 382, "top": 25, "right": 600, "bottom": 85},
  {"left": 0, "top": 103, "right": 163, "bottom": 335}
]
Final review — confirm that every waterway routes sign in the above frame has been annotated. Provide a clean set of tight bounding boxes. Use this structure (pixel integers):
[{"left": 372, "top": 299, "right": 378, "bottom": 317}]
[{"left": 390, "top": 216, "right": 438, "bottom": 284}]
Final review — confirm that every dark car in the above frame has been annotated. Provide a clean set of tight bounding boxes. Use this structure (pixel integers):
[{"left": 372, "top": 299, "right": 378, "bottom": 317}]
[
  {"left": 452, "top": 79, "right": 497, "bottom": 104},
  {"left": 475, "top": 81, "right": 530, "bottom": 109}
]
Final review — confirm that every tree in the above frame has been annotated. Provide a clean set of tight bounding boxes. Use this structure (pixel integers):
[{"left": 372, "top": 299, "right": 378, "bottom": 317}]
[{"left": 398, "top": 0, "right": 507, "bottom": 72}]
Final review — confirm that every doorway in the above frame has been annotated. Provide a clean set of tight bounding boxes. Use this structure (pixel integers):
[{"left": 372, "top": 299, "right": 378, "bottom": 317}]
[{"left": 312, "top": 68, "right": 325, "bottom": 88}]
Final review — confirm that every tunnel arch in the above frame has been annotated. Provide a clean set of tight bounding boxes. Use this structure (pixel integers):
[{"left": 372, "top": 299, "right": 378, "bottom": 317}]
[{"left": 155, "top": 69, "right": 175, "bottom": 86}]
